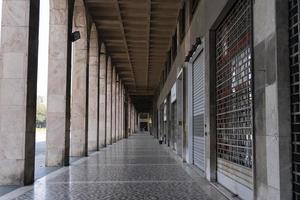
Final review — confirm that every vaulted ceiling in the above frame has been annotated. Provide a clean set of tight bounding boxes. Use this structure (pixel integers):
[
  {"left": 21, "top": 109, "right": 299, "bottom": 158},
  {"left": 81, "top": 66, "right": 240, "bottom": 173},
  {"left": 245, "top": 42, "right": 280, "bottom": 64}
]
[{"left": 85, "top": 0, "right": 182, "bottom": 101}]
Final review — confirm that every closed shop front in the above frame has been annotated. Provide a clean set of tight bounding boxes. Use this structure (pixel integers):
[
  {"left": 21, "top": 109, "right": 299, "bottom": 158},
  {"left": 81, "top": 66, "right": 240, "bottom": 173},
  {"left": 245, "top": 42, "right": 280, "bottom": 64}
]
[
  {"left": 192, "top": 47, "right": 205, "bottom": 171},
  {"left": 171, "top": 83, "right": 177, "bottom": 151},
  {"left": 215, "top": 0, "right": 253, "bottom": 199},
  {"left": 290, "top": 0, "right": 300, "bottom": 198},
  {"left": 171, "top": 101, "right": 177, "bottom": 151}
]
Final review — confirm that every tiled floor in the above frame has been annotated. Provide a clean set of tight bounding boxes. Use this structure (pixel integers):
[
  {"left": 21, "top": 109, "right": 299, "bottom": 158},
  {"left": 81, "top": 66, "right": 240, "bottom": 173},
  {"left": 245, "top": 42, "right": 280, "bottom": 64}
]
[
  {"left": 35, "top": 141, "right": 60, "bottom": 180},
  {"left": 1, "top": 133, "right": 228, "bottom": 200}
]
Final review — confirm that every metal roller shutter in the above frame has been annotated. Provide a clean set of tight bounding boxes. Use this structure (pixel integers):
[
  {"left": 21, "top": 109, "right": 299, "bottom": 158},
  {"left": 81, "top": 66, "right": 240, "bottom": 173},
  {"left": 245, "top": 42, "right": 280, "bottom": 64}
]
[
  {"left": 215, "top": 0, "right": 253, "bottom": 195},
  {"left": 192, "top": 52, "right": 205, "bottom": 171}
]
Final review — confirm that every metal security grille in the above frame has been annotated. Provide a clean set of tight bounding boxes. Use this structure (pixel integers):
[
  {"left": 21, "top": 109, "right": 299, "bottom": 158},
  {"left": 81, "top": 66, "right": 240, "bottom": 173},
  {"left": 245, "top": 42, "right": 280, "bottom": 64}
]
[
  {"left": 289, "top": 0, "right": 300, "bottom": 198},
  {"left": 193, "top": 51, "right": 205, "bottom": 171},
  {"left": 216, "top": 0, "right": 253, "bottom": 172},
  {"left": 171, "top": 102, "right": 177, "bottom": 151},
  {"left": 160, "top": 106, "right": 164, "bottom": 139}
]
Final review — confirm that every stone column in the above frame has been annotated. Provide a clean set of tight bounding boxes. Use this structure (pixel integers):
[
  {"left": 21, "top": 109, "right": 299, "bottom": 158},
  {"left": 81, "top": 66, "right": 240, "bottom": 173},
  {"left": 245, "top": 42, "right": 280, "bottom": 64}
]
[
  {"left": 134, "top": 108, "right": 137, "bottom": 132},
  {"left": 123, "top": 85, "right": 125, "bottom": 138},
  {"left": 131, "top": 105, "right": 133, "bottom": 134},
  {"left": 132, "top": 105, "right": 135, "bottom": 134},
  {"left": 131, "top": 105, "right": 135, "bottom": 133},
  {"left": 253, "top": 0, "right": 291, "bottom": 199},
  {"left": 118, "top": 77, "right": 121, "bottom": 140},
  {"left": 46, "top": 0, "right": 69, "bottom": 167},
  {"left": 70, "top": 0, "right": 88, "bottom": 157},
  {"left": 99, "top": 44, "right": 106, "bottom": 147},
  {"left": 0, "top": 0, "right": 39, "bottom": 185},
  {"left": 121, "top": 84, "right": 124, "bottom": 139},
  {"left": 118, "top": 80, "right": 122, "bottom": 140},
  {"left": 128, "top": 98, "right": 131, "bottom": 136},
  {"left": 116, "top": 75, "right": 119, "bottom": 141},
  {"left": 135, "top": 111, "right": 137, "bottom": 132},
  {"left": 88, "top": 24, "right": 98, "bottom": 152},
  {"left": 106, "top": 57, "right": 112, "bottom": 145},
  {"left": 132, "top": 106, "right": 134, "bottom": 133},
  {"left": 111, "top": 66, "right": 116, "bottom": 143},
  {"left": 130, "top": 101, "right": 132, "bottom": 135}
]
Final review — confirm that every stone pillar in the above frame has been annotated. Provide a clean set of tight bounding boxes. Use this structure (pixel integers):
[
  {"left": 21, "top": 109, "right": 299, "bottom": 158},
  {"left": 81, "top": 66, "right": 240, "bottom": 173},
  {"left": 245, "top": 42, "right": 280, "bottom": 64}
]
[
  {"left": 131, "top": 105, "right": 135, "bottom": 133},
  {"left": 118, "top": 80, "right": 122, "bottom": 140},
  {"left": 128, "top": 98, "right": 131, "bottom": 136},
  {"left": 127, "top": 98, "right": 130, "bottom": 136},
  {"left": 132, "top": 105, "right": 135, "bottom": 134},
  {"left": 106, "top": 57, "right": 112, "bottom": 145},
  {"left": 135, "top": 109, "right": 138, "bottom": 132},
  {"left": 46, "top": 0, "right": 69, "bottom": 167},
  {"left": 111, "top": 66, "right": 116, "bottom": 143},
  {"left": 114, "top": 74, "right": 117, "bottom": 142},
  {"left": 130, "top": 102, "right": 133, "bottom": 135},
  {"left": 253, "top": 0, "right": 291, "bottom": 199},
  {"left": 0, "top": 0, "right": 39, "bottom": 185},
  {"left": 118, "top": 77, "right": 121, "bottom": 140},
  {"left": 131, "top": 105, "right": 133, "bottom": 134},
  {"left": 99, "top": 44, "right": 106, "bottom": 147},
  {"left": 88, "top": 24, "right": 98, "bottom": 152},
  {"left": 134, "top": 108, "right": 136, "bottom": 132},
  {"left": 70, "top": 0, "right": 88, "bottom": 157},
  {"left": 121, "top": 84, "right": 124, "bottom": 138},
  {"left": 116, "top": 75, "right": 119, "bottom": 141},
  {"left": 135, "top": 111, "right": 137, "bottom": 132},
  {"left": 123, "top": 85, "right": 125, "bottom": 138},
  {"left": 132, "top": 106, "right": 134, "bottom": 133}
]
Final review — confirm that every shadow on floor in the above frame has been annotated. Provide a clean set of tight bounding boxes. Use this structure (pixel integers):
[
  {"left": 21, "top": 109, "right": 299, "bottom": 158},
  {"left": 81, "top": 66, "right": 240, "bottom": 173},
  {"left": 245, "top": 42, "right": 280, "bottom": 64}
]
[
  {"left": 0, "top": 135, "right": 89, "bottom": 197},
  {"left": 35, "top": 141, "right": 61, "bottom": 180},
  {"left": 0, "top": 186, "right": 20, "bottom": 197}
]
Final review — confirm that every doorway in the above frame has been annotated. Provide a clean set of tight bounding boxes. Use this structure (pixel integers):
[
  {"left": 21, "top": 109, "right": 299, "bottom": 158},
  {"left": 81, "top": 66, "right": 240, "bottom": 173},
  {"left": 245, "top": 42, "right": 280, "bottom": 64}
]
[{"left": 140, "top": 122, "right": 149, "bottom": 132}]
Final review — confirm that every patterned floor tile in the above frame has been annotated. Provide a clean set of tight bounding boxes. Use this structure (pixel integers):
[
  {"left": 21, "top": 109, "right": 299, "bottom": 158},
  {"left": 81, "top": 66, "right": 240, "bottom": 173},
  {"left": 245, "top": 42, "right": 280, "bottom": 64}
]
[{"left": 6, "top": 133, "right": 227, "bottom": 200}]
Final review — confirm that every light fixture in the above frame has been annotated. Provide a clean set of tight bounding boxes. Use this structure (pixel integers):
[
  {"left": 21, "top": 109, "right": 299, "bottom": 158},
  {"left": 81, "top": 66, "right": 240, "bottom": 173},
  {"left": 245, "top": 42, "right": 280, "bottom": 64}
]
[{"left": 71, "top": 31, "right": 81, "bottom": 42}]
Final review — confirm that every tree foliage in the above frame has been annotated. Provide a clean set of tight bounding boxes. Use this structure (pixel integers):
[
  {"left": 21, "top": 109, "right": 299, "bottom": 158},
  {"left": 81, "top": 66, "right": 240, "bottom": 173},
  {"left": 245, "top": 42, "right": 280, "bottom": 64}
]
[{"left": 36, "top": 102, "right": 47, "bottom": 127}]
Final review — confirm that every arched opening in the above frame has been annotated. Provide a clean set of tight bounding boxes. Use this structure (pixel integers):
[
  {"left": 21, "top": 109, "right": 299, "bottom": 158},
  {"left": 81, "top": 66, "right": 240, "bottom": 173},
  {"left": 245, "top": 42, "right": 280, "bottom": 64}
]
[
  {"left": 35, "top": 0, "right": 51, "bottom": 180},
  {"left": 88, "top": 23, "right": 99, "bottom": 152}
]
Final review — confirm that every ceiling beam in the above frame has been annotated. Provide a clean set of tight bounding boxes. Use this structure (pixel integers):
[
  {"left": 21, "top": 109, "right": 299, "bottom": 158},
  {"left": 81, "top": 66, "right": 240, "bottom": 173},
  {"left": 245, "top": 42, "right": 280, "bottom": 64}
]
[
  {"left": 146, "top": 0, "right": 151, "bottom": 89},
  {"left": 86, "top": 0, "right": 182, "bottom": 93},
  {"left": 113, "top": 0, "right": 136, "bottom": 88}
]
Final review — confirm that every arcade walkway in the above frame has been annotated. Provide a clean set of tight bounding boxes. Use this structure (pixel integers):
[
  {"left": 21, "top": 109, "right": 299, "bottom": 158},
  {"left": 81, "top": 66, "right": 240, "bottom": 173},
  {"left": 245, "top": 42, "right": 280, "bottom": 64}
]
[{"left": 1, "top": 133, "right": 227, "bottom": 200}]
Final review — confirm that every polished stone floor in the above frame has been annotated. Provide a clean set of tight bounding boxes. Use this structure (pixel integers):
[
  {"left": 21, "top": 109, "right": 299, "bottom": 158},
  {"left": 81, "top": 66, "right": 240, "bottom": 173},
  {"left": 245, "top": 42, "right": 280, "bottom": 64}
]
[{"left": 1, "top": 133, "right": 227, "bottom": 200}]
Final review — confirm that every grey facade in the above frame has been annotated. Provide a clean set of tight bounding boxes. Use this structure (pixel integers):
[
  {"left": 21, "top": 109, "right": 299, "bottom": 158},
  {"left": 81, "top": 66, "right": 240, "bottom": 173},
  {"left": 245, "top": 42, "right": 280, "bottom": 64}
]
[{"left": 154, "top": 0, "right": 292, "bottom": 199}]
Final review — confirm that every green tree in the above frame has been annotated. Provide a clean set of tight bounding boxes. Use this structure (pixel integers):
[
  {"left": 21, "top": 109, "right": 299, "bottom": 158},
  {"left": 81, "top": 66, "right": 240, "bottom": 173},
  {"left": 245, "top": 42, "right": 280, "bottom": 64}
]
[{"left": 36, "top": 102, "right": 47, "bottom": 128}]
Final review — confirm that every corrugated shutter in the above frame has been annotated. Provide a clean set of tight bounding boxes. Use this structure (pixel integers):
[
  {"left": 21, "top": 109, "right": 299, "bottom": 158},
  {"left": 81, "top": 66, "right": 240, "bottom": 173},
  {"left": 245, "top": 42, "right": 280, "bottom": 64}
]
[{"left": 192, "top": 52, "right": 205, "bottom": 171}]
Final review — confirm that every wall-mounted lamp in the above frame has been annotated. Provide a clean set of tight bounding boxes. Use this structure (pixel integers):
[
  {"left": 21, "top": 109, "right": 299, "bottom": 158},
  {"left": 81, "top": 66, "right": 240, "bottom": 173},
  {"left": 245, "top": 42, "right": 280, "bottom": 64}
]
[
  {"left": 184, "top": 37, "right": 202, "bottom": 62},
  {"left": 196, "top": 37, "right": 202, "bottom": 45},
  {"left": 71, "top": 31, "right": 81, "bottom": 42}
]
